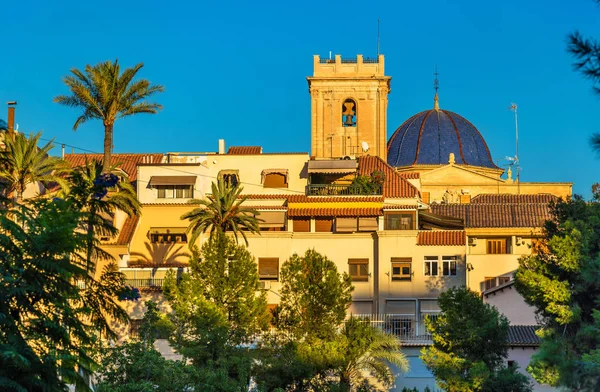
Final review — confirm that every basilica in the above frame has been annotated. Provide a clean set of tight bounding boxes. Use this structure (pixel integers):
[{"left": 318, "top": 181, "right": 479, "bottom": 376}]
[{"left": 61, "top": 54, "right": 567, "bottom": 391}]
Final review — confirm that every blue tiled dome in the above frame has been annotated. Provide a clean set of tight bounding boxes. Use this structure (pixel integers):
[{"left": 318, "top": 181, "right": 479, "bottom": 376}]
[{"left": 387, "top": 108, "right": 497, "bottom": 169}]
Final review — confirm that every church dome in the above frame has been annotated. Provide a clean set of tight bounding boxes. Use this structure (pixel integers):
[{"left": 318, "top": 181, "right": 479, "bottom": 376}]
[{"left": 387, "top": 96, "right": 497, "bottom": 169}]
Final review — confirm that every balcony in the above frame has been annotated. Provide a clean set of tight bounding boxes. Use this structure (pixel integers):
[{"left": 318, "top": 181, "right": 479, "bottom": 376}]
[
  {"left": 125, "top": 278, "right": 168, "bottom": 290},
  {"left": 353, "top": 313, "right": 439, "bottom": 342},
  {"left": 307, "top": 184, "right": 382, "bottom": 196}
]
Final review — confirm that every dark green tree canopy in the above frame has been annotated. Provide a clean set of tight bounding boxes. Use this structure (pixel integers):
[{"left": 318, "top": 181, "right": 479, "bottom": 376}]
[
  {"left": 421, "top": 286, "right": 531, "bottom": 392},
  {"left": 277, "top": 249, "right": 354, "bottom": 341},
  {"left": 515, "top": 195, "right": 600, "bottom": 388}
]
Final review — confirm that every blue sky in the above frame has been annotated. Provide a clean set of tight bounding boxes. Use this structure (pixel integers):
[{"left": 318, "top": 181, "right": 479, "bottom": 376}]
[{"left": 1, "top": 0, "right": 599, "bottom": 197}]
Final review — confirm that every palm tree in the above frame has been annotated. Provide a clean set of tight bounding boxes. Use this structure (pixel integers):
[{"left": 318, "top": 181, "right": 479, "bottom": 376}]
[
  {"left": 338, "top": 315, "right": 409, "bottom": 391},
  {"left": 54, "top": 59, "right": 164, "bottom": 172},
  {"left": 63, "top": 158, "right": 141, "bottom": 273},
  {"left": 0, "top": 132, "right": 68, "bottom": 202},
  {"left": 181, "top": 178, "right": 260, "bottom": 246}
]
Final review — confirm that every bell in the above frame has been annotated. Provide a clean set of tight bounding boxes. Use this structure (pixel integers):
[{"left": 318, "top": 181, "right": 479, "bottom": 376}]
[{"left": 344, "top": 115, "right": 355, "bottom": 126}]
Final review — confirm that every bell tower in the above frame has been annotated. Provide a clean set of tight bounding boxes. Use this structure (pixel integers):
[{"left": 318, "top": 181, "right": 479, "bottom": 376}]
[{"left": 307, "top": 54, "right": 391, "bottom": 160}]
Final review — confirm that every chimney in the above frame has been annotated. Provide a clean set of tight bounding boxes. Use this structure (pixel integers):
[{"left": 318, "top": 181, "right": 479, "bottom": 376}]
[
  {"left": 218, "top": 139, "right": 226, "bottom": 154},
  {"left": 7, "top": 101, "right": 16, "bottom": 133}
]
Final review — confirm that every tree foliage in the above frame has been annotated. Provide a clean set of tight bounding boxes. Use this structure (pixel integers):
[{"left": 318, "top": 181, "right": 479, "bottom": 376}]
[
  {"left": 163, "top": 233, "right": 268, "bottom": 390},
  {"left": 181, "top": 178, "right": 261, "bottom": 246},
  {"left": 515, "top": 195, "right": 600, "bottom": 389},
  {"left": 54, "top": 59, "right": 164, "bottom": 172},
  {"left": 0, "top": 199, "right": 97, "bottom": 391},
  {"left": 0, "top": 132, "right": 68, "bottom": 201},
  {"left": 421, "top": 286, "right": 531, "bottom": 392},
  {"left": 276, "top": 249, "right": 353, "bottom": 341},
  {"left": 567, "top": 0, "right": 600, "bottom": 153}
]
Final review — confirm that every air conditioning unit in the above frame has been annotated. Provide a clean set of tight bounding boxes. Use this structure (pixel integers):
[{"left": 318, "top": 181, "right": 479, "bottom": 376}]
[
  {"left": 259, "top": 281, "right": 271, "bottom": 290},
  {"left": 468, "top": 237, "right": 477, "bottom": 246}
]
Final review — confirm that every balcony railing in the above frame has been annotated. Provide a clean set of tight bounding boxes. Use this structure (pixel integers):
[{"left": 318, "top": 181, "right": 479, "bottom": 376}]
[
  {"left": 125, "top": 278, "right": 167, "bottom": 289},
  {"left": 307, "top": 184, "right": 382, "bottom": 196},
  {"left": 353, "top": 313, "right": 440, "bottom": 342}
]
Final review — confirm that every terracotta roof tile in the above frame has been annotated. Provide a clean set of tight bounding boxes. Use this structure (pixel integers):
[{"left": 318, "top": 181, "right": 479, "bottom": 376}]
[
  {"left": 116, "top": 215, "right": 139, "bottom": 245},
  {"left": 431, "top": 203, "right": 551, "bottom": 228},
  {"left": 243, "top": 194, "right": 384, "bottom": 203},
  {"left": 507, "top": 325, "right": 540, "bottom": 346},
  {"left": 357, "top": 156, "right": 419, "bottom": 198},
  {"left": 471, "top": 194, "right": 557, "bottom": 204},
  {"left": 288, "top": 207, "right": 381, "bottom": 217},
  {"left": 398, "top": 172, "right": 420, "bottom": 179},
  {"left": 227, "top": 146, "right": 262, "bottom": 155},
  {"left": 417, "top": 230, "right": 466, "bottom": 246},
  {"left": 63, "top": 153, "right": 163, "bottom": 182},
  {"left": 383, "top": 205, "right": 417, "bottom": 210}
]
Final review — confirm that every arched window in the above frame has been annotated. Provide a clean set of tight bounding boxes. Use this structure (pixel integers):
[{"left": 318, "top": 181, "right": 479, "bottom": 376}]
[{"left": 342, "top": 98, "right": 357, "bottom": 127}]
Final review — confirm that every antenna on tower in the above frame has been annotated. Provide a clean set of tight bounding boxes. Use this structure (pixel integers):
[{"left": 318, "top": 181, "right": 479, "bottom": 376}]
[
  {"left": 377, "top": 19, "right": 381, "bottom": 56},
  {"left": 508, "top": 103, "right": 521, "bottom": 193}
]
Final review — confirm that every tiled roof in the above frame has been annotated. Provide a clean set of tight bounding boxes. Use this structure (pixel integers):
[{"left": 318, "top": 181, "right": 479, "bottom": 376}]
[
  {"left": 483, "top": 280, "right": 514, "bottom": 296},
  {"left": 507, "top": 325, "right": 540, "bottom": 346},
  {"left": 417, "top": 230, "right": 466, "bottom": 246},
  {"left": 382, "top": 205, "right": 417, "bottom": 210},
  {"left": 358, "top": 156, "right": 419, "bottom": 198},
  {"left": 288, "top": 207, "right": 382, "bottom": 217},
  {"left": 63, "top": 153, "right": 163, "bottom": 181},
  {"left": 471, "top": 194, "right": 557, "bottom": 204},
  {"left": 398, "top": 172, "right": 420, "bottom": 179},
  {"left": 227, "top": 146, "right": 262, "bottom": 155},
  {"left": 243, "top": 194, "right": 384, "bottom": 203},
  {"left": 116, "top": 215, "right": 139, "bottom": 245},
  {"left": 430, "top": 203, "right": 551, "bottom": 228}
]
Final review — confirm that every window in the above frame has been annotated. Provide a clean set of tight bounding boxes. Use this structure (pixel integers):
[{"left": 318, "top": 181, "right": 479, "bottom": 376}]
[
  {"left": 507, "top": 360, "right": 516, "bottom": 368},
  {"left": 149, "top": 228, "right": 188, "bottom": 244},
  {"left": 487, "top": 238, "right": 509, "bottom": 254},
  {"left": 391, "top": 257, "right": 412, "bottom": 281},
  {"left": 424, "top": 256, "right": 438, "bottom": 276},
  {"left": 262, "top": 170, "right": 288, "bottom": 188},
  {"left": 218, "top": 170, "right": 239, "bottom": 187},
  {"left": 315, "top": 218, "right": 334, "bottom": 232},
  {"left": 358, "top": 217, "right": 378, "bottom": 232},
  {"left": 293, "top": 218, "right": 310, "bottom": 232},
  {"left": 342, "top": 98, "right": 357, "bottom": 127},
  {"left": 498, "top": 276, "right": 511, "bottom": 285},
  {"left": 348, "top": 258, "right": 369, "bottom": 282},
  {"left": 384, "top": 213, "right": 414, "bottom": 230},
  {"left": 442, "top": 256, "right": 457, "bottom": 276},
  {"left": 156, "top": 185, "right": 193, "bottom": 199},
  {"left": 484, "top": 277, "right": 497, "bottom": 290},
  {"left": 336, "top": 217, "right": 357, "bottom": 233},
  {"left": 257, "top": 211, "right": 286, "bottom": 231},
  {"left": 258, "top": 258, "right": 279, "bottom": 281}
]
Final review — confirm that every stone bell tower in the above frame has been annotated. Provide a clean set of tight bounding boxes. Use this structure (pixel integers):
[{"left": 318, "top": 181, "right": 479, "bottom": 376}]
[{"left": 307, "top": 54, "right": 391, "bottom": 160}]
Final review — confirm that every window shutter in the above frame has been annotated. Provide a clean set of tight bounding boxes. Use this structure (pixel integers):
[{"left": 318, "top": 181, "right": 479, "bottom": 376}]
[
  {"left": 263, "top": 173, "right": 287, "bottom": 188},
  {"left": 293, "top": 218, "right": 310, "bottom": 232},
  {"left": 315, "top": 218, "right": 333, "bottom": 232},
  {"left": 386, "top": 300, "right": 416, "bottom": 315},
  {"left": 259, "top": 258, "right": 279, "bottom": 280},
  {"left": 358, "top": 217, "right": 378, "bottom": 231},
  {"left": 336, "top": 217, "right": 357, "bottom": 232}
]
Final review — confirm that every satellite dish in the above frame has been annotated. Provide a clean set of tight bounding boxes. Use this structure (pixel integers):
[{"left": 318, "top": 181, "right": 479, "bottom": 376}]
[{"left": 361, "top": 141, "right": 369, "bottom": 152}]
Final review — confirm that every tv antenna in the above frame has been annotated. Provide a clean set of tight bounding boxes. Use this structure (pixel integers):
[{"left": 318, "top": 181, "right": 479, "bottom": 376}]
[{"left": 508, "top": 103, "right": 521, "bottom": 193}]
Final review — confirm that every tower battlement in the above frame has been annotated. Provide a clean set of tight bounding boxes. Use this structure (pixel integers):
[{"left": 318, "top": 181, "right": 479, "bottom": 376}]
[{"left": 312, "top": 54, "right": 386, "bottom": 77}]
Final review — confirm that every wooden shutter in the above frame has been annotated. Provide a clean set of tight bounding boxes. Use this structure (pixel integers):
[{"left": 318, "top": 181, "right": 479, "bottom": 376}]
[
  {"left": 293, "top": 218, "right": 310, "bottom": 232},
  {"left": 336, "top": 217, "right": 357, "bottom": 232},
  {"left": 259, "top": 258, "right": 279, "bottom": 280},
  {"left": 358, "top": 217, "right": 378, "bottom": 231},
  {"left": 315, "top": 218, "right": 333, "bottom": 232},
  {"left": 263, "top": 173, "right": 287, "bottom": 188}
]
